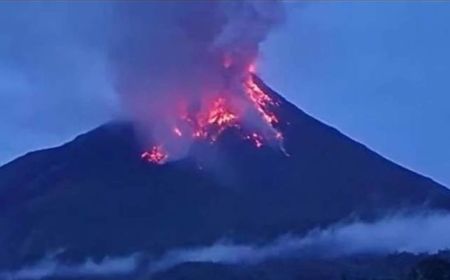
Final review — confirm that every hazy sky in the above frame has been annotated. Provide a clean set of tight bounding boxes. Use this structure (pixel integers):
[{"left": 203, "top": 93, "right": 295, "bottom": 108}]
[
  {"left": 261, "top": 2, "right": 450, "bottom": 186},
  {"left": 0, "top": 2, "right": 449, "bottom": 186}
]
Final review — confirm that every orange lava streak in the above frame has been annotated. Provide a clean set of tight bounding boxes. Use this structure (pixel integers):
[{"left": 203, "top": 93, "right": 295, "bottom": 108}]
[
  {"left": 183, "top": 97, "right": 239, "bottom": 141},
  {"left": 207, "top": 98, "right": 238, "bottom": 126},
  {"left": 244, "top": 76, "right": 279, "bottom": 125}
]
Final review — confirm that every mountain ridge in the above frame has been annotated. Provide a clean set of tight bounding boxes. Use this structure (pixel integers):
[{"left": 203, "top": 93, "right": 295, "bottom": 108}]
[{"left": 0, "top": 77, "right": 449, "bottom": 269}]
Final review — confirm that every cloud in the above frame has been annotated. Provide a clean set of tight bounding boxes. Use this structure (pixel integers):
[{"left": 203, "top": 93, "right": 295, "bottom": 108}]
[
  {"left": 4, "top": 212, "right": 450, "bottom": 279},
  {"left": 0, "top": 252, "right": 139, "bottom": 280},
  {"left": 148, "top": 211, "right": 450, "bottom": 272}
]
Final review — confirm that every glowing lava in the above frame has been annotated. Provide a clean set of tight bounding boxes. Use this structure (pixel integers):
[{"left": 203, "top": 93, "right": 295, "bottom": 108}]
[
  {"left": 181, "top": 97, "right": 240, "bottom": 142},
  {"left": 141, "top": 145, "right": 168, "bottom": 165},
  {"left": 244, "top": 75, "right": 279, "bottom": 126},
  {"left": 207, "top": 98, "right": 238, "bottom": 126},
  {"left": 141, "top": 62, "right": 284, "bottom": 164}
]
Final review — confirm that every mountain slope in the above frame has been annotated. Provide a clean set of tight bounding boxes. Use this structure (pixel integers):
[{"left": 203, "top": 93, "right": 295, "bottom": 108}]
[{"left": 0, "top": 78, "right": 449, "bottom": 269}]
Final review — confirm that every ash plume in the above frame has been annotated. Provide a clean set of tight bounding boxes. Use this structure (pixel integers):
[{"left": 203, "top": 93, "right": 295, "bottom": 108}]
[
  {"left": 110, "top": 1, "right": 285, "bottom": 159},
  {"left": 0, "top": 1, "right": 285, "bottom": 163}
]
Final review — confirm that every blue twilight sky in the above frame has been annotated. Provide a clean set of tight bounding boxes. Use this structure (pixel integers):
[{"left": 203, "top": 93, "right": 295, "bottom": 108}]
[
  {"left": 0, "top": 2, "right": 449, "bottom": 186},
  {"left": 261, "top": 2, "right": 450, "bottom": 186}
]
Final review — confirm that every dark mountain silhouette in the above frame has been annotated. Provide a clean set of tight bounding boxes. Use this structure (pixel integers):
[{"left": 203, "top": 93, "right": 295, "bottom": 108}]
[
  {"left": 150, "top": 252, "right": 450, "bottom": 280},
  {"left": 0, "top": 77, "right": 449, "bottom": 271}
]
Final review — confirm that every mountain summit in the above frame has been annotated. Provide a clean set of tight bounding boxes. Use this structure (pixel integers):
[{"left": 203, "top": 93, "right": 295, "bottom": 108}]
[{"left": 0, "top": 77, "right": 449, "bottom": 270}]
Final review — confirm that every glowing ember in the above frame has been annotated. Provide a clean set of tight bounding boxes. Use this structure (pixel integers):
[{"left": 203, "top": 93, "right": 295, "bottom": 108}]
[
  {"left": 173, "top": 127, "right": 183, "bottom": 137},
  {"left": 275, "top": 131, "right": 283, "bottom": 140},
  {"left": 248, "top": 62, "right": 256, "bottom": 74},
  {"left": 245, "top": 132, "right": 264, "bottom": 148},
  {"left": 141, "top": 146, "right": 168, "bottom": 164}
]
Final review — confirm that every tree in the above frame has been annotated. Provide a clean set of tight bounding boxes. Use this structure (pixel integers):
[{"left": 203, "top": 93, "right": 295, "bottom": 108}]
[{"left": 408, "top": 258, "right": 450, "bottom": 280}]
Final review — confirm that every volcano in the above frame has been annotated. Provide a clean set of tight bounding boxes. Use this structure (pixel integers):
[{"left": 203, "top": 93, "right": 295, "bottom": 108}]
[{"left": 0, "top": 77, "right": 449, "bottom": 276}]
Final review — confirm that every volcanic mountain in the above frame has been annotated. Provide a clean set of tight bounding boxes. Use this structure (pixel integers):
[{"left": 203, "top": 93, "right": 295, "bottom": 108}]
[{"left": 0, "top": 77, "right": 449, "bottom": 272}]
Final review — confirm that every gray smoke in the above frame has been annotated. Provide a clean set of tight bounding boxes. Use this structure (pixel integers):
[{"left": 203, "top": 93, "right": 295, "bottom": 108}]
[
  {"left": 4, "top": 212, "right": 450, "bottom": 279},
  {"left": 0, "top": 1, "right": 284, "bottom": 164},
  {"left": 109, "top": 1, "right": 285, "bottom": 157}
]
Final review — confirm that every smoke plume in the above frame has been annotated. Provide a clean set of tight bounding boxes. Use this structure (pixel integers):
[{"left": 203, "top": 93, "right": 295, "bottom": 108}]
[
  {"left": 109, "top": 1, "right": 285, "bottom": 159},
  {"left": 0, "top": 1, "right": 285, "bottom": 164}
]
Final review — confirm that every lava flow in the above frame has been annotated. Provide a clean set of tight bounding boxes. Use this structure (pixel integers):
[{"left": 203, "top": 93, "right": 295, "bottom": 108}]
[
  {"left": 183, "top": 97, "right": 240, "bottom": 142},
  {"left": 141, "top": 64, "right": 283, "bottom": 164},
  {"left": 244, "top": 75, "right": 279, "bottom": 126}
]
